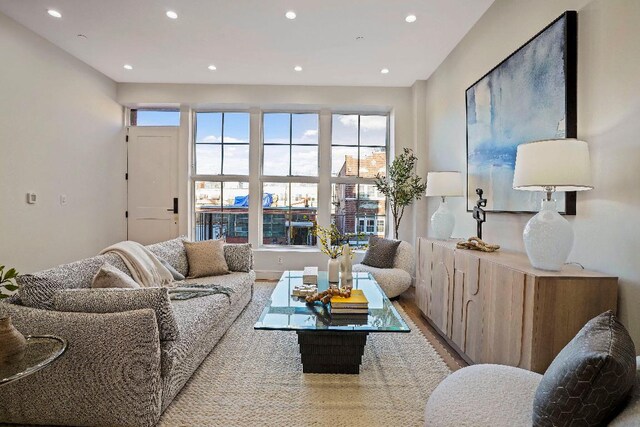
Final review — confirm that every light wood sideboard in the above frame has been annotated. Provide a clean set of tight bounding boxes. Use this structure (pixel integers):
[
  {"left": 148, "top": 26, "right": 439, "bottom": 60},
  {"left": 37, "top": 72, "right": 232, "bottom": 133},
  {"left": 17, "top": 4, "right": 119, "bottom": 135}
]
[{"left": 415, "top": 238, "right": 618, "bottom": 373}]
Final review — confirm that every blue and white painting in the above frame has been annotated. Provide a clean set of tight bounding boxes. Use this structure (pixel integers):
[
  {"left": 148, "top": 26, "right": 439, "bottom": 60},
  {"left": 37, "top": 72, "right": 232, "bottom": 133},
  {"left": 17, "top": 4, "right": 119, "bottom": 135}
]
[{"left": 466, "top": 15, "right": 571, "bottom": 213}]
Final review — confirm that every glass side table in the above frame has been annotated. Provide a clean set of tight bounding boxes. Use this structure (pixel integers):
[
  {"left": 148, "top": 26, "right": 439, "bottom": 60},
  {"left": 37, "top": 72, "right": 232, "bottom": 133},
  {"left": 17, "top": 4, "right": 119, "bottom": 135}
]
[{"left": 0, "top": 335, "right": 67, "bottom": 387}]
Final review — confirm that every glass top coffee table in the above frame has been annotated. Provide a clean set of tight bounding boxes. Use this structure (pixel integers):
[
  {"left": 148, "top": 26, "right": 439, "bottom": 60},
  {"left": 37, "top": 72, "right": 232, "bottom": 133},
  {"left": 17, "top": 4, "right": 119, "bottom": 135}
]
[
  {"left": 254, "top": 271, "right": 410, "bottom": 374},
  {"left": 0, "top": 335, "right": 67, "bottom": 387}
]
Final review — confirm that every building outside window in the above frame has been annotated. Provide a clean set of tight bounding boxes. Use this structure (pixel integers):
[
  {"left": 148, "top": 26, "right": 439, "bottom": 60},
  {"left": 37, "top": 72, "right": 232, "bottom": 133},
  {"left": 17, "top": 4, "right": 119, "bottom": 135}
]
[
  {"left": 331, "top": 114, "right": 388, "bottom": 247},
  {"left": 193, "top": 112, "right": 250, "bottom": 243}
]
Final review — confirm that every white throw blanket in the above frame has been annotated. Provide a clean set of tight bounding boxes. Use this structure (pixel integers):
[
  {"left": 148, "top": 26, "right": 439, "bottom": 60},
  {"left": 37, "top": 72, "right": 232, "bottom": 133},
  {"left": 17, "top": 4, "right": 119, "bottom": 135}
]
[{"left": 100, "top": 241, "right": 173, "bottom": 287}]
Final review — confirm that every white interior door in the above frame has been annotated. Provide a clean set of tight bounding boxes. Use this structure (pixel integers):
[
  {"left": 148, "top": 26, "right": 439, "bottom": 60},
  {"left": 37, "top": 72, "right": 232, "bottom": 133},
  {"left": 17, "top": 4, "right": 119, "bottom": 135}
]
[{"left": 127, "top": 126, "right": 179, "bottom": 245}]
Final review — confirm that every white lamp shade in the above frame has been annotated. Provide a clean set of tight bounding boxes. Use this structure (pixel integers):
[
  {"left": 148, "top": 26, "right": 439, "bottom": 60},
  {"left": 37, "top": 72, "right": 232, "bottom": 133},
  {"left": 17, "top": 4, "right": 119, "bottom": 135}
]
[
  {"left": 426, "top": 171, "right": 463, "bottom": 197},
  {"left": 513, "top": 139, "right": 593, "bottom": 192}
]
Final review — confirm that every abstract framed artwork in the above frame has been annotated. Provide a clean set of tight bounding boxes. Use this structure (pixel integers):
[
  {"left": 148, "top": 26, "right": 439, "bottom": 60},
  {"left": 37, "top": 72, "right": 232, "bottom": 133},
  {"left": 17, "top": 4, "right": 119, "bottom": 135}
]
[{"left": 466, "top": 11, "right": 577, "bottom": 214}]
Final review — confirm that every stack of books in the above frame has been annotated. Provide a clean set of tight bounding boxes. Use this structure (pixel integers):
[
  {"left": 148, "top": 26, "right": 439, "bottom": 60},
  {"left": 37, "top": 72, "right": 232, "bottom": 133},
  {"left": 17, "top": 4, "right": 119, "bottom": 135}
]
[{"left": 330, "top": 289, "right": 369, "bottom": 315}]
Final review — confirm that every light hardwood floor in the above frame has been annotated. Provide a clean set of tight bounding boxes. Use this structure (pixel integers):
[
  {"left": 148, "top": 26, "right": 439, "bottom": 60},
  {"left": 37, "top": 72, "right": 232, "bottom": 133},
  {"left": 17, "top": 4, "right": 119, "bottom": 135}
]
[{"left": 397, "top": 286, "right": 468, "bottom": 372}]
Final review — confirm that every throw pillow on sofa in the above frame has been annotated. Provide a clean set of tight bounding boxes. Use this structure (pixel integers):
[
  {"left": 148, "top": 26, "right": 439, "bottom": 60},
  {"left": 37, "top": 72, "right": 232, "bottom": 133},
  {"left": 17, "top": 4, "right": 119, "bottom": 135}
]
[
  {"left": 183, "top": 239, "right": 230, "bottom": 278},
  {"left": 533, "top": 310, "right": 636, "bottom": 426},
  {"left": 361, "top": 235, "right": 401, "bottom": 269},
  {"left": 92, "top": 262, "right": 140, "bottom": 289},
  {"left": 224, "top": 243, "right": 253, "bottom": 272},
  {"left": 159, "top": 257, "right": 185, "bottom": 281},
  {"left": 52, "top": 287, "right": 179, "bottom": 341}
]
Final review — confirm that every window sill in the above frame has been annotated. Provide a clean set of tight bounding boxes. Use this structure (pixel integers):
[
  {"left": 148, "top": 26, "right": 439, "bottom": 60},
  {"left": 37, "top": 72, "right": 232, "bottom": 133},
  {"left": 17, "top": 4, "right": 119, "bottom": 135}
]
[{"left": 253, "top": 246, "right": 367, "bottom": 254}]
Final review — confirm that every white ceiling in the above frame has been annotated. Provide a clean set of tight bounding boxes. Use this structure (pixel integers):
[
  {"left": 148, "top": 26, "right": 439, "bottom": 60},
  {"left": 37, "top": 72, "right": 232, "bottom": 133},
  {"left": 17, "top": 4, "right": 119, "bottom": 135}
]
[{"left": 0, "top": 0, "right": 494, "bottom": 87}]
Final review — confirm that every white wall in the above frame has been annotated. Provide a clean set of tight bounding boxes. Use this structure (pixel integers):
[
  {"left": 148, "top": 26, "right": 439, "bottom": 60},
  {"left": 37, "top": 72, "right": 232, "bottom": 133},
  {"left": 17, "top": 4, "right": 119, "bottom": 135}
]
[
  {"left": 421, "top": 0, "right": 640, "bottom": 344},
  {"left": 0, "top": 12, "right": 125, "bottom": 273},
  {"left": 117, "top": 83, "right": 416, "bottom": 277}
]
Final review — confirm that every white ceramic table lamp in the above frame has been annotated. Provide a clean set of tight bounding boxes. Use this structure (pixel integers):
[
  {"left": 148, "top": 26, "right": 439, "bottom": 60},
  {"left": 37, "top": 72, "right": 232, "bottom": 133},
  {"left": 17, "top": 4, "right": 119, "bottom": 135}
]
[
  {"left": 513, "top": 139, "right": 593, "bottom": 271},
  {"left": 426, "top": 171, "right": 463, "bottom": 240}
]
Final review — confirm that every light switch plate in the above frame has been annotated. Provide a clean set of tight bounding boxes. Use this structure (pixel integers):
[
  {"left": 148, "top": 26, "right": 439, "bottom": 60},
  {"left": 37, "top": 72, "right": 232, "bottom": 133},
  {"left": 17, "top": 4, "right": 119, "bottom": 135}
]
[{"left": 26, "top": 193, "right": 37, "bottom": 204}]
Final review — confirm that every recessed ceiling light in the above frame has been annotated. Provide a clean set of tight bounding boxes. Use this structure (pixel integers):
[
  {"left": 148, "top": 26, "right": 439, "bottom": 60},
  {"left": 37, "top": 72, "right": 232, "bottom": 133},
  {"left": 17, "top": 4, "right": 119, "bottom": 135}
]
[
  {"left": 123, "top": 64, "right": 133, "bottom": 70},
  {"left": 285, "top": 11, "right": 296, "bottom": 20},
  {"left": 47, "top": 9, "right": 62, "bottom": 18},
  {"left": 405, "top": 14, "right": 417, "bottom": 23},
  {"left": 381, "top": 68, "right": 390, "bottom": 74},
  {"left": 77, "top": 34, "right": 88, "bottom": 39},
  {"left": 294, "top": 65, "right": 302, "bottom": 72},
  {"left": 166, "top": 10, "right": 178, "bottom": 19},
  {"left": 207, "top": 65, "right": 217, "bottom": 71}
]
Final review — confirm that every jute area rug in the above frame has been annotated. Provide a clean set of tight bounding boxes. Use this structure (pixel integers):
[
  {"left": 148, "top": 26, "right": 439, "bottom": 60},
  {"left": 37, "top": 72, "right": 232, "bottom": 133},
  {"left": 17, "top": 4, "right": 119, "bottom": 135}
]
[{"left": 159, "top": 282, "right": 451, "bottom": 427}]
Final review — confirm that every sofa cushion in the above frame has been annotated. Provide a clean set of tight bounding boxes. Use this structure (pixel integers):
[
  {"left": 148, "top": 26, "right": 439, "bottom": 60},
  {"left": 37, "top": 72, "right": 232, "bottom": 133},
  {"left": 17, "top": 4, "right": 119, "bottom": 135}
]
[
  {"left": 223, "top": 243, "right": 253, "bottom": 272},
  {"left": 52, "top": 287, "right": 179, "bottom": 341},
  {"left": 92, "top": 263, "right": 140, "bottom": 289},
  {"left": 184, "top": 239, "right": 229, "bottom": 278},
  {"left": 147, "top": 237, "right": 189, "bottom": 277},
  {"left": 160, "top": 271, "right": 255, "bottom": 376},
  {"left": 533, "top": 310, "right": 636, "bottom": 426},
  {"left": 362, "top": 235, "right": 401, "bottom": 269},
  {"left": 18, "top": 252, "right": 132, "bottom": 310}
]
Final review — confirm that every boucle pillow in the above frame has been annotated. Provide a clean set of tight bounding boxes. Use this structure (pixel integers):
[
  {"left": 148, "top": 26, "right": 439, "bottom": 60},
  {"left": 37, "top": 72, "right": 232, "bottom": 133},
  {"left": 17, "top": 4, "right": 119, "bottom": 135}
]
[
  {"left": 223, "top": 243, "right": 253, "bottom": 272},
  {"left": 92, "top": 263, "right": 140, "bottom": 289},
  {"left": 533, "top": 310, "right": 636, "bottom": 426},
  {"left": 362, "top": 235, "right": 401, "bottom": 269},
  {"left": 183, "top": 239, "right": 229, "bottom": 278},
  {"left": 53, "top": 287, "right": 179, "bottom": 341}
]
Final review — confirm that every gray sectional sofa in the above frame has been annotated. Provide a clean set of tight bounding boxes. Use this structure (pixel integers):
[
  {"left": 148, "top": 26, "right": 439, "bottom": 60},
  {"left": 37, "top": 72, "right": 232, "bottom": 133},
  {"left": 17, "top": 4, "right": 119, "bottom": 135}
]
[{"left": 0, "top": 237, "right": 254, "bottom": 427}]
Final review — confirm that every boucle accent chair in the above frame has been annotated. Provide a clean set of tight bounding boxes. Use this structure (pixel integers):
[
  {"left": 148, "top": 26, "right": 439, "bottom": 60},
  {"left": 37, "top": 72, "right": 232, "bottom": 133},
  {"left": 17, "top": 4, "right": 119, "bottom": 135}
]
[
  {"left": 425, "top": 310, "right": 639, "bottom": 427},
  {"left": 424, "top": 360, "right": 640, "bottom": 426},
  {"left": 0, "top": 237, "right": 254, "bottom": 427},
  {"left": 353, "top": 240, "right": 415, "bottom": 298}
]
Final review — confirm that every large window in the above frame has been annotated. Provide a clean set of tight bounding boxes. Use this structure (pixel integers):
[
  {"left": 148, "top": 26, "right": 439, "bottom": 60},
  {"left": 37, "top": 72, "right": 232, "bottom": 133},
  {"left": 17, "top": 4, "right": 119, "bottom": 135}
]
[
  {"left": 191, "top": 110, "right": 389, "bottom": 248},
  {"left": 263, "top": 113, "right": 318, "bottom": 177},
  {"left": 195, "top": 112, "right": 250, "bottom": 175},
  {"left": 331, "top": 114, "right": 388, "bottom": 246}
]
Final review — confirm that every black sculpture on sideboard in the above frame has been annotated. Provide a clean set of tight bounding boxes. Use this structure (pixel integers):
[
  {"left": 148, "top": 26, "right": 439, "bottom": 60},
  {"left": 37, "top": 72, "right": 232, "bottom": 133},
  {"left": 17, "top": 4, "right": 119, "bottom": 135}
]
[{"left": 472, "top": 188, "right": 487, "bottom": 239}]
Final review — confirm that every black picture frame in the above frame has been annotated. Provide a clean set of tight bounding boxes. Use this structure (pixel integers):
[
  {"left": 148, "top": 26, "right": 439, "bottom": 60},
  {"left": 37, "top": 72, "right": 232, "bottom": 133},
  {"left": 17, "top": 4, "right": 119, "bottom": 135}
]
[{"left": 465, "top": 11, "right": 577, "bottom": 215}]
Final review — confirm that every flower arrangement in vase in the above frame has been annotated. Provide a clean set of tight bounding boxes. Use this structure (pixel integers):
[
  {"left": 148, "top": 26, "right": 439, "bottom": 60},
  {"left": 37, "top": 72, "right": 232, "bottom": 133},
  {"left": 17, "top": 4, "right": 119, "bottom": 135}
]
[{"left": 312, "top": 224, "right": 362, "bottom": 285}]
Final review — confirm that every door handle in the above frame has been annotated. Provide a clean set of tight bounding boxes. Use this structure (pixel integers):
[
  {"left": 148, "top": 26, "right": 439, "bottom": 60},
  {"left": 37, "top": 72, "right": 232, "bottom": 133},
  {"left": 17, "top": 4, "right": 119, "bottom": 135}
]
[{"left": 170, "top": 197, "right": 178, "bottom": 214}]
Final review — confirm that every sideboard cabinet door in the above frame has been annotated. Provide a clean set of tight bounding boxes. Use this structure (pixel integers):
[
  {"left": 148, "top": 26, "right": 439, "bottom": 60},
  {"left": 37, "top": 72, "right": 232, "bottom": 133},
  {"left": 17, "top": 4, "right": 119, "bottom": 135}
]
[{"left": 429, "top": 242, "right": 455, "bottom": 337}]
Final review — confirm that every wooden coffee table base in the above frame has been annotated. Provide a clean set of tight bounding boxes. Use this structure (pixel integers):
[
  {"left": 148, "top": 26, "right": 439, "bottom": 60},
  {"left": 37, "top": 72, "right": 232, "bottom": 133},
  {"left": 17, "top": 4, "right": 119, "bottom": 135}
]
[{"left": 297, "top": 332, "right": 368, "bottom": 374}]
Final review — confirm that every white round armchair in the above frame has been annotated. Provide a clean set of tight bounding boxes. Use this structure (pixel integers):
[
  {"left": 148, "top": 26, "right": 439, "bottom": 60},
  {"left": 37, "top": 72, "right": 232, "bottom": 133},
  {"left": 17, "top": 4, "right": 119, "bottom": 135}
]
[{"left": 353, "top": 241, "right": 415, "bottom": 298}]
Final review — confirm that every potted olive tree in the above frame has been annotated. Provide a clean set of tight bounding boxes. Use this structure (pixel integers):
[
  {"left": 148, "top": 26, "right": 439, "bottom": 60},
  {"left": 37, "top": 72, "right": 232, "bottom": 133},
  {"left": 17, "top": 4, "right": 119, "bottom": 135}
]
[{"left": 374, "top": 148, "right": 427, "bottom": 239}]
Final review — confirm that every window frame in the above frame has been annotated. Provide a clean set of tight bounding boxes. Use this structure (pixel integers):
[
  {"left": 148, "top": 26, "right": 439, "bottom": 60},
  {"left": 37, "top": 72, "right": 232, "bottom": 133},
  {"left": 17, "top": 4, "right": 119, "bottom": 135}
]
[
  {"left": 192, "top": 109, "right": 252, "bottom": 242},
  {"left": 193, "top": 110, "right": 251, "bottom": 177},
  {"left": 190, "top": 109, "right": 390, "bottom": 248},
  {"left": 261, "top": 111, "right": 320, "bottom": 179},
  {"left": 260, "top": 110, "right": 320, "bottom": 248},
  {"left": 330, "top": 113, "right": 390, "bottom": 243}
]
